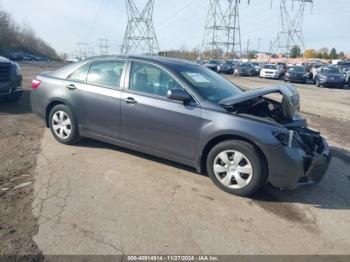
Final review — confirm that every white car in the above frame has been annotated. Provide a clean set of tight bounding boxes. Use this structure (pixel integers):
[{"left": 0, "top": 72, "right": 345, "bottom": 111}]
[
  {"left": 260, "top": 64, "right": 283, "bottom": 79},
  {"left": 65, "top": 57, "right": 80, "bottom": 63},
  {"left": 310, "top": 64, "right": 324, "bottom": 80}
]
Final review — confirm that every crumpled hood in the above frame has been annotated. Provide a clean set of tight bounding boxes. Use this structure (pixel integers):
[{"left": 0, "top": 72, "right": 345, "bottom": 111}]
[{"left": 219, "top": 85, "right": 301, "bottom": 121}]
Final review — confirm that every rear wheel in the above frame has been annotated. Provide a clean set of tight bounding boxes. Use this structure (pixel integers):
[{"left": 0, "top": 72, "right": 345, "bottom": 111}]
[
  {"left": 206, "top": 140, "right": 267, "bottom": 196},
  {"left": 49, "top": 104, "right": 80, "bottom": 145}
]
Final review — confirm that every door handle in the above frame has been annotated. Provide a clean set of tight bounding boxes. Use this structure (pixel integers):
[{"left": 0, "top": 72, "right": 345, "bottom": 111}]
[
  {"left": 66, "top": 84, "right": 77, "bottom": 90},
  {"left": 123, "top": 97, "right": 137, "bottom": 104}
]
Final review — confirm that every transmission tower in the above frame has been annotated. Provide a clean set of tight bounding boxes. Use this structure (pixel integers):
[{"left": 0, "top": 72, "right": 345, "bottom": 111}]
[
  {"left": 272, "top": 0, "right": 313, "bottom": 56},
  {"left": 121, "top": 0, "right": 159, "bottom": 55},
  {"left": 77, "top": 42, "right": 88, "bottom": 59},
  {"left": 99, "top": 39, "right": 110, "bottom": 55},
  {"left": 202, "top": 0, "right": 250, "bottom": 60}
]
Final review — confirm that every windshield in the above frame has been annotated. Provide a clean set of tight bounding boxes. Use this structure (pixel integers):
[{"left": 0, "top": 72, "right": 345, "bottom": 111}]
[
  {"left": 289, "top": 66, "right": 305, "bottom": 72},
  {"left": 264, "top": 65, "right": 278, "bottom": 70},
  {"left": 179, "top": 65, "right": 242, "bottom": 103},
  {"left": 238, "top": 63, "right": 251, "bottom": 68},
  {"left": 321, "top": 67, "right": 342, "bottom": 74}
]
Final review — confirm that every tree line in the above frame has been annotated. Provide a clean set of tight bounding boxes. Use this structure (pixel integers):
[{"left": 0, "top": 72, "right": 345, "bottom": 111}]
[
  {"left": 290, "top": 45, "right": 346, "bottom": 60},
  {"left": 0, "top": 6, "right": 59, "bottom": 60}
]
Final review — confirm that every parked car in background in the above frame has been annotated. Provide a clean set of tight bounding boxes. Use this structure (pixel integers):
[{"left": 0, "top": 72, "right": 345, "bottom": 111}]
[
  {"left": 340, "top": 67, "right": 350, "bottom": 84},
  {"left": 314, "top": 66, "right": 345, "bottom": 88},
  {"left": 260, "top": 64, "right": 283, "bottom": 79},
  {"left": 217, "top": 61, "right": 236, "bottom": 74},
  {"left": 203, "top": 60, "right": 220, "bottom": 72},
  {"left": 309, "top": 64, "right": 324, "bottom": 80},
  {"left": 337, "top": 60, "right": 350, "bottom": 68},
  {"left": 30, "top": 55, "right": 331, "bottom": 196},
  {"left": 284, "top": 66, "right": 308, "bottom": 84},
  {"left": 65, "top": 57, "right": 80, "bottom": 63},
  {"left": 251, "top": 62, "right": 262, "bottom": 75},
  {"left": 0, "top": 56, "right": 23, "bottom": 102},
  {"left": 277, "top": 62, "right": 288, "bottom": 75},
  {"left": 234, "top": 63, "right": 256, "bottom": 76}
]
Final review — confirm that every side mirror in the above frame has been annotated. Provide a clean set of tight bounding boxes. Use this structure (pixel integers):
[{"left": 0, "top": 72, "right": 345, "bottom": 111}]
[{"left": 167, "top": 89, "right": 192, "bottom": 103}]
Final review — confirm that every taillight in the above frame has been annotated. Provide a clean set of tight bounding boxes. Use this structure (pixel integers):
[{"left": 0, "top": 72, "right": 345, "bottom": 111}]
[{"left": 32, "top": 79, "right": 41, "bottom": 90}]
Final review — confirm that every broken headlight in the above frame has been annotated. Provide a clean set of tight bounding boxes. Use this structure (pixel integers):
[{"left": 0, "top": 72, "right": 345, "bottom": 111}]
[{"left": 273, "top": 130, "right": 295, "bottom": 147}]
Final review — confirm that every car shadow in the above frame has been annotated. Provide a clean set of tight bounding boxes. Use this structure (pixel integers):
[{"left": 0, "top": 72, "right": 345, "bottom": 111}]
[
  {"left": 75, "top": 138, "right": 201, "bottom": 175},
  {"left": 77, "top": 138, "right": 350, "bottom": 210},
  {"left": 0, "top": 90, "right": 33, "bottom": 115}
]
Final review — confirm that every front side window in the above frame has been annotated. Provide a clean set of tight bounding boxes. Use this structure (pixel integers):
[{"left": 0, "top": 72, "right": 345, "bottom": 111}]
[
  {"left": 87, "top": 60, "right": 125, "bottom": 88},
  {"left": 68, "top": 64, "right": 90, "bottom": 82},
  {"left": 129, "top": 62, "right": 183, "bottom": 97}
]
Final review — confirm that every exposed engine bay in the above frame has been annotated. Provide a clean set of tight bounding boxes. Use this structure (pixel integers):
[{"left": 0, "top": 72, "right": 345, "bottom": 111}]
[{"left": 219, "top": 85, "right": 302, "bottom": 125}]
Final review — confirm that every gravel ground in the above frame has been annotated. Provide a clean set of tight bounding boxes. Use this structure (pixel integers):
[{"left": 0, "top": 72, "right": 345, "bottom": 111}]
[{"left": 0, "top": 62, "right": 62, "bottom": 260}]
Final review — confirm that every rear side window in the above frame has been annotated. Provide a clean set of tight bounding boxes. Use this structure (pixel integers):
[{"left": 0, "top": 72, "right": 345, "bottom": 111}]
[
  {"left": 87, "top": 61, "right": 125, "bottom": 88},
  {"left": 68, "top": 64, "right": 90, "bottom": 82}
]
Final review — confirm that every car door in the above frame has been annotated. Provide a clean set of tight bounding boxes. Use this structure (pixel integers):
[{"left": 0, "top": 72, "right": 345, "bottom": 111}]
[
  {"left": 63, "top": 59, "right": 126, "bottom": 139},
  {"left": 120, "top": 60, "right": 203, "bottom": 161}
]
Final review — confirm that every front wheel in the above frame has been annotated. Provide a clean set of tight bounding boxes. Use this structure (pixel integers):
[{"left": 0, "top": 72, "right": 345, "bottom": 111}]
[
  {"left": 49, "top": 104, "right": 80, "bottom": 145},
  {"left": 206, "top": 140, "right": 267, "bottom": 196},
  {"left": 316, "top": 79, "right": 321, "bottom": 87}
]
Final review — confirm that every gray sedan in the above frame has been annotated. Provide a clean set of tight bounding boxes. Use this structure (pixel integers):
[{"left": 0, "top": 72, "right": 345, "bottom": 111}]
[{"left": 31, "top": 56, "right": 331, "bottom": 196}]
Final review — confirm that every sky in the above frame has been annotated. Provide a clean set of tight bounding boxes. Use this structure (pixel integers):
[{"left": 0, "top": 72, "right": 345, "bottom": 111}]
[{"left": 1, "top": 0, "right": 350, "bottom": 56}]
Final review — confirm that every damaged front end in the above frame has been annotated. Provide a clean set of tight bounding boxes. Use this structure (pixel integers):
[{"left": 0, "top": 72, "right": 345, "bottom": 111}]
[{"left": 219, "top": 85, "right": 332, "bottom": 189}]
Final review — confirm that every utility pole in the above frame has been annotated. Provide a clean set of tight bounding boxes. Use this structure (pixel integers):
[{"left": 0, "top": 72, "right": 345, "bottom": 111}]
[
  {"left": 121, "top": 0, "right": 159, "bottom": 55},
  {"left": 99, "top": 39, "right": 110, "bottom": 55},
  {"left": 272, "top": 0, "right": 313, "bottom": 56},
  {"left": 257, "top": 38, "right": 261, "bottom": 54},
  {"left": 246, "top": 38, "right": 250, "bottom": 60},
  {"left": 202, "top": 0, "right": 250, "bottom": 60}
]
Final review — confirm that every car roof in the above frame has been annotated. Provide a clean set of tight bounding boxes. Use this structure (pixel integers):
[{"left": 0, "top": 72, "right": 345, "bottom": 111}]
[
  {"left": 48, "top": 55, "right": 200, "bottom": 79},
  {"left": 84, "top": 55, "right": 199, "bottom": 67}
]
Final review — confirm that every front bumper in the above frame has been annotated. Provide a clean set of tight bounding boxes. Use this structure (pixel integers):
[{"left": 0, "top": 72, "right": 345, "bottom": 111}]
[
  {"left": 234, "top": 71, "right": 251, "bottom": 76},
  {"left": 319, "top": 79, "right": 345, "bottom": 88},
  {"left": 261, "top": 137, "right": 331, "bottom": 190},
  {"left": 0, "top": 79, "right": 23, "bottom": 96},
  {"left": 285, "top": 75, "right": 307, "bottom": 83},
  {"left": 260, "top": 72, "right": 279, "bottom": 79}
]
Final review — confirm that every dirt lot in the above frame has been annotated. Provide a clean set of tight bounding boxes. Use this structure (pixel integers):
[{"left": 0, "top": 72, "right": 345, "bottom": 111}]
[
  {"left": 1, "top": 62, "right": 350, "bottom": 258},
  {"left": 0, "top": 62, "right": 61, "bottom": 259}
]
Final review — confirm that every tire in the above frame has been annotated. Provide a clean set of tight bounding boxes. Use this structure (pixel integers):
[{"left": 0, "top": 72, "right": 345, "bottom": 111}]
[
  {"left": 316, "top": 79, "right": 321, "bottom": 87},
  {"left": 5, "top": 91, "right": 22, "bottom": 102},
  {"left": 49, "top": 104, "right": 80, "bottom": 145},
  {"left": 206, "top": 140, "right": 267, "bottom": 197}
]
